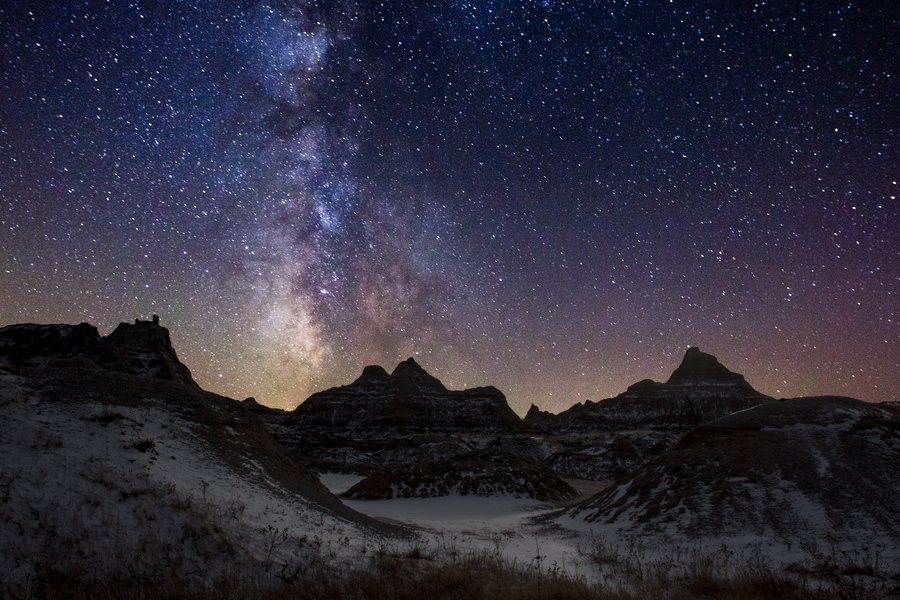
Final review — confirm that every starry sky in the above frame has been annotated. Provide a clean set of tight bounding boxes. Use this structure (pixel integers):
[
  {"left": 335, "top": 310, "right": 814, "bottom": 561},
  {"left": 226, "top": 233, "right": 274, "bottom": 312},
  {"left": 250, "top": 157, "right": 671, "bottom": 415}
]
[{"left": 1, "top": 1, "right": 897, "bottom": 413}]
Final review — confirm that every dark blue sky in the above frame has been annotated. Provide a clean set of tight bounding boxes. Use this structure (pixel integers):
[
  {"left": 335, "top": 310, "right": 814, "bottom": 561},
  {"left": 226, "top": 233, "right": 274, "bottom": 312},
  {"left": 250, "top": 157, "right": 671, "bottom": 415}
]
[{"left": 2, "top": 0, "right": 898, "bottom": 411}]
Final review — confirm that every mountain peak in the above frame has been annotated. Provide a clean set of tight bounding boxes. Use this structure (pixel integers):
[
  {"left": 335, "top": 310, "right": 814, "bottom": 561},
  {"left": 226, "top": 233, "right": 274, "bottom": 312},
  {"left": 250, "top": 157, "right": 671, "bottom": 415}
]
[
  {"left": 524, "top": 403, "right": 547, "bottom": 421},
  {"left": 391, "top": 356, "right": 423, "bottom": 374},
  {"left": 388, "top": 357, "right": 446, "bottom": 391},
  {"left": 665, "top": 347, "right": 746, "bottom": 386},
  {"left": 530, "top": 347, "right": 772, "bottom": 433},
  {"left": 287, "top": 358, "right": 522, "bottom": 434}
]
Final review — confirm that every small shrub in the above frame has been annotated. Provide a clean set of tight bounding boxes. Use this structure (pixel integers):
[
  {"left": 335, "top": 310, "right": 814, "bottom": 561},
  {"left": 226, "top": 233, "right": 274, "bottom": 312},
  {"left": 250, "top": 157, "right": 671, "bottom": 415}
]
[
  {"left": 90, "top": 407, "right": 125, "bottom": 426},
  {"left": 131, "top": 439, "right": 156, "bottom": 453}
]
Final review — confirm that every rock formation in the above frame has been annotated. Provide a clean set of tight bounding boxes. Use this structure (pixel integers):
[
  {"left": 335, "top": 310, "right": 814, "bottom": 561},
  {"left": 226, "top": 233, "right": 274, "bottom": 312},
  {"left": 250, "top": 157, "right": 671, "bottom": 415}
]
[
  {"left": 566, "top": 397, "right": 900, "bottom": 545},
  {"left": 342, "top": 446, "right": 577, "bottom": 501},
  {"left": 525, "top": 347, "right": 772, "bottom": 433},
  {"left": 284, "top": 357, "right": 525, "bottom": 435},
  {"left": 545, "top": 431, "right": 679, "bottom": 481},
  {"left": 0, "top": 316, "right": 197, "bottom": 386}
]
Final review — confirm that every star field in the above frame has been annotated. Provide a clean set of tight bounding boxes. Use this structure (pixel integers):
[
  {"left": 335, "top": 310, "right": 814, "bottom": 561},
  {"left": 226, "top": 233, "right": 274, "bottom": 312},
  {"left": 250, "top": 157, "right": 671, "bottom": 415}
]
[{"left": 1, "top": 1, "right": 898, "bottom": 413}]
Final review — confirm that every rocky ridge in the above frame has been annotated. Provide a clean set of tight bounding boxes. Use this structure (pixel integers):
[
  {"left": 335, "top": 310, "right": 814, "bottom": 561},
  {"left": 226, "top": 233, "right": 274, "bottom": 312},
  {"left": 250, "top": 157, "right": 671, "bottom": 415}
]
[
  {"left": 525, "top": 347, "right": 773, "bottom": 433},
  {"left": 0, "top": 316, "right": 197, "bottom": 386},
  {"left": 277, "top": 348, "right": 779, "bottom": 501},
  {"left": 284, "top": 357, "right": 525, "bottom": 435},
  {"left": 342, "top": 445, "right": 577, "bottom": 502},
  {"left": 545, "top": 431, "right": 679, "bottom": 481},
  {"left": 566, "top": 396, "right": 900, "bottom": 544},
  {"left": 281, "top": 431, "right": 579, "bottom": 502},
  {"left": 278, "top": 359, "right": 580, "bottom": 501}
]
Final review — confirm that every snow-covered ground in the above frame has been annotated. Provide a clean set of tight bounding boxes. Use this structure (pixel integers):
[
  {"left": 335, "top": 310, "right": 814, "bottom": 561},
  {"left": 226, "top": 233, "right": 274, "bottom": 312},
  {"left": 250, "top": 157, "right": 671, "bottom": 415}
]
[
  {"left": 0, "top": 370, "right": 390, "bottom": 594},
  {"left": 320, "top": 473, "right": 599, "bottom": 580},
  {"left": 4, "top": 368, "right": 897, "bottom": 596},
  {"left": 0, "top": 367, "right": 604, "bottom": 592},
  {"left": 319, "top": 472, "right": 367, "bottom": 495}
]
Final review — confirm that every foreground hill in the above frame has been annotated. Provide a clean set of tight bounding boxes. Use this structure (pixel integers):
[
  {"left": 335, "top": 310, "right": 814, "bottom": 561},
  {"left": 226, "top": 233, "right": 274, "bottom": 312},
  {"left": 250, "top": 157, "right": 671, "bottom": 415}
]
[
  {"left": 284, "top": 358, "right": 525, "bottom": 435},
  {"left": 526, "top": 347, "right": 774, "bottom": 432},
  {"left": 565, "top": 396, "right": 900, "bottom": 554},
  {"left": 0, "top": 321, "right": 397, "bottom": 595}
]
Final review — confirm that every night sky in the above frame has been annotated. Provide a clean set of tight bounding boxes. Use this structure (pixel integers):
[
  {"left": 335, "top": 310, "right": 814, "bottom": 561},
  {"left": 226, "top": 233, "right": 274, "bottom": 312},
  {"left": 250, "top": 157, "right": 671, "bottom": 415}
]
[{"left": 1, "top": 1, "right": 897, "bottom": 413}]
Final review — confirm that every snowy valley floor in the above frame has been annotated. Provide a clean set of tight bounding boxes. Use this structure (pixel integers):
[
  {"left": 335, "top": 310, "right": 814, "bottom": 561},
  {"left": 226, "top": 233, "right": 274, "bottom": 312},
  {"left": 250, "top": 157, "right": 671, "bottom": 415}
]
[
  {"left": 321, "top": 473, "right": 900, "bottom": 598},
  {"left": 324, "top": 472, "right": 607, "bottom": 580}
]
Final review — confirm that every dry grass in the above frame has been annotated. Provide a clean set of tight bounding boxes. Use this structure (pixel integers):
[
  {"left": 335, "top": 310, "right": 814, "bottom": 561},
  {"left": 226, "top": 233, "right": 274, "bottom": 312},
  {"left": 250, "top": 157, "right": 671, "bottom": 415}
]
[
  {"left": 576, "top": 533, "right": 899, "bottom": 600},
  {"left": 4, "top": 493, "right": 897, "bottom": 600},
  {"left": 5, "top": 543, "right": 898, "bottom": 600}
]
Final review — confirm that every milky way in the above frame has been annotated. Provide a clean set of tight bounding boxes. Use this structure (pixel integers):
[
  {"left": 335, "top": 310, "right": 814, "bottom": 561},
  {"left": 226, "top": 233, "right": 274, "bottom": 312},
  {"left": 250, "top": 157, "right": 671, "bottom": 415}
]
[{"left": 1, "top": 1, "right": 897, "bottom": 412}]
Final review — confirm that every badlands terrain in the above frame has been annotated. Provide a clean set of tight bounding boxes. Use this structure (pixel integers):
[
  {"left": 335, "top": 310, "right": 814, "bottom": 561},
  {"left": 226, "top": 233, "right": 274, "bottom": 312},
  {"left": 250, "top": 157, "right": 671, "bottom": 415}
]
[{"left": 1, "top": 317, "right": 898, "bottom": 598}]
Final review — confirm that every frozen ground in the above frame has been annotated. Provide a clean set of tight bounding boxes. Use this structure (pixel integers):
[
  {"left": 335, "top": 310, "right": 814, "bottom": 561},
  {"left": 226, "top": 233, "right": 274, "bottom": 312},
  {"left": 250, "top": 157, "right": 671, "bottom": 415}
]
[
  {"left": 3, "top": 367, "right": 897, "bottom": 596},
  {"left": 0, "top": 369, "right": 394, "bottom": 594},
  {"left": 321, "top": 445, "right": 900, "bottom": 591},
  {"left": 325, "top": 474, "right": 592, "bottom": 579},
  {"left": 318, "top": 472, "right": 367, "bottom": 495}
]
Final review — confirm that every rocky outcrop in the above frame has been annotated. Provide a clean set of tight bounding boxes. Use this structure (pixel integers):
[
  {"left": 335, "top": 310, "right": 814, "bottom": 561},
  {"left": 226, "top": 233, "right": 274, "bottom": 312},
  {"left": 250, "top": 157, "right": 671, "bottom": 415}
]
[
  {"left": 0, "top": 316, "right": 197, "bottom": 386},
  {"left": 342, "top": 447, "right": 577, "bottom": 502},
  {"left": 566, "top": 397, "right": 900, "bottom": 545},
  {"left": 279, "top": 435, "right": 381, "bottom": 476},
  {"left": 523, "top": 403, "right": 555, "bottom": 431},
  {"left": 284, "top": 357, "right": 525, "bottom": 435},
  {"left": 527, "top": 348, "right": 773, "bottom": 433},
  {"left": 545, "top": 431, "right": 679, "bottom": 481}
]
